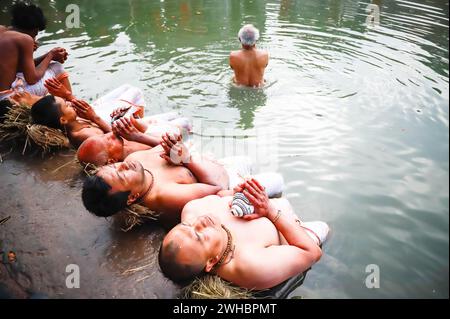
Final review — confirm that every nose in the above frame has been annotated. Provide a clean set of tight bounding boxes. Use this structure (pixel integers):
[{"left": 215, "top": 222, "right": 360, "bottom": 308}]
[
  {"left": 117, "top": 162, "right": 129, "bottom": 171},
  {"left": 193, "top": 216, "right": 209, "bottom": 231}
]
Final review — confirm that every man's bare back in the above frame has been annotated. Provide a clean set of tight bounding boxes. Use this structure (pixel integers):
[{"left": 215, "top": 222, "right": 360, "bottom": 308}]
[
  {"left": 0, "top": 3, "right": 69, "bottom": 96},
  {"left": 0, "top": 28, "right": 24, "bottom": 91},
  {"left": 230, "top": 48, "right": 269, "bottom": 87}
]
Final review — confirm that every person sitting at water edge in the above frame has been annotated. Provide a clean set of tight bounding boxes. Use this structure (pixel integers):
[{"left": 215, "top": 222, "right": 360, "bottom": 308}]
[
  {"left": 159, "top": 179, "right": 329, "bottom": 290},
  {"left": 230, "top": 24, "right": 269, "bottom": 88},
  {"left": 77, "top": 112, "right": 192, "bottom": 166},
  {"left": 82, "top": 133, "right": 230, "bottom": 226},
  {"left": 0, "top": 3, "right": 71, "bottom": 107}
]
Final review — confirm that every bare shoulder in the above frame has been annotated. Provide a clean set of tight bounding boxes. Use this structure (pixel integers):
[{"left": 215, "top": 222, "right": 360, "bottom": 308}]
[
  {"left": 13, "top": 31, "right": 33, "bottom": 47},
  {"left": 184, "top": 195, "right": 221, "bottom": 209},
  {"left": 70, "top": 127, "right": 98, "bottom": 146},
  {"left": 181, "top": 195, "right": 221, "bottom": 219},
  {"left": 230, "top": 50, "right": 243, "bottom": 61},
  {"left": 230, "top": 50, "right": 239, "bottom": 57},
  {"left": 126, "top": 147, "right": 154, "bottom": 161},
  {"left": 257, "top": 50, "right": 269, "bottom": 67},
  {"left": 224, "top": 247, "right": 261, "bottom": 280},
  {"left": 258, "top": 49, "right": 269, "bottom": 59}
]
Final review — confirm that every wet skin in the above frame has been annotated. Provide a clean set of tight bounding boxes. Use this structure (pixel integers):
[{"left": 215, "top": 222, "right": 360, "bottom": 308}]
[
  {"left": 97, "top": 147, "right": 227, "bottom": 225},
  {"left": 230, "top": 46, "right": 269, "bottom": 87}
]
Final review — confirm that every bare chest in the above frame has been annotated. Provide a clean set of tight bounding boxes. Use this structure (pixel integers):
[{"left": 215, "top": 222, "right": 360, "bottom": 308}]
[
  {"left": 225, "top": 214, "right": 280, "bottom": 249},
  {"left": 129, "top": 151, "right": 197, "bottom": 184},
  {"left": 190, "top": 197, "right": 281, "bottom": 248}
]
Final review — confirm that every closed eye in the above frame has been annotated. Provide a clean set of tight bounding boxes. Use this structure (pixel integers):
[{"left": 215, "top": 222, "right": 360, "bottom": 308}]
[{"left": 181, "top": 223, "right": 201, "bottom": 242}]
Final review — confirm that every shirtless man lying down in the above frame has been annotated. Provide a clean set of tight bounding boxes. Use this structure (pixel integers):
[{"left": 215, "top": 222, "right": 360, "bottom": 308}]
[{"left": 159, "top": 179, "right": 330, "bottom": 290}]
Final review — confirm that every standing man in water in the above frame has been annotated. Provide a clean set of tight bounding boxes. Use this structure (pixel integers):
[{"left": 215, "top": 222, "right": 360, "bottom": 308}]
[
  {"left": 230, "top": 24, "right": 269, "bottom": 88},
  {"left": 0, "top": 2, "right": 70, "bottom": 109}
]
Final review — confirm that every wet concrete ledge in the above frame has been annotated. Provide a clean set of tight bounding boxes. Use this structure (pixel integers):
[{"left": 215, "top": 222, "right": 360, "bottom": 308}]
[{"left": 0, "top": 147, "right": 179, "bottom": 298}]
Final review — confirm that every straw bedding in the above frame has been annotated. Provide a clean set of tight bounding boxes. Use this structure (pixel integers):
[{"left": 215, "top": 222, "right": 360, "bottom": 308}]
[
  {"left": 0, "top": 102, "right": 69, "bottom": 153},
  {"left": 181, "top": 275, "right": 255, "bottom": 299}
]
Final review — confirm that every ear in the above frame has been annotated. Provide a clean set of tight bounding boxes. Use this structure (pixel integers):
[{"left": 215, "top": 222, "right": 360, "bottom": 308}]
[
  {"left": 204, "top": 255, "right": 220, "bottom": 273},
  {"left": 127, "top": 193, "right": 140, "bottom": 206},
  {"left": 60, "top": 116, "right": 68, "bottom": 125}
]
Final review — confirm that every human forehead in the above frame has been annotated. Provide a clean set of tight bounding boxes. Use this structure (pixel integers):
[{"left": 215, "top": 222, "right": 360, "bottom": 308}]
[
  {"left": 54, "top": 97, "right": 65, "bottom": 107},
  {"left": 97, "top": 164, "right": 120, "bottom": 178},
  {"left": 169, "top": 224, "right": 199, "bottom": 245}
]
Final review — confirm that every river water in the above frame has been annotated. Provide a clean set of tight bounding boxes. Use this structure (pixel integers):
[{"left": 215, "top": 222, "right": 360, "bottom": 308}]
[{"left": 0, "top": 0, "right": 448, "bottom": 298}]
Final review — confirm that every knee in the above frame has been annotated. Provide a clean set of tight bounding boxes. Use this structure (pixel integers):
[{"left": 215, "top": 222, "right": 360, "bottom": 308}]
[{"left": 48, "top": 61, "right": 65, "bottom": 75}]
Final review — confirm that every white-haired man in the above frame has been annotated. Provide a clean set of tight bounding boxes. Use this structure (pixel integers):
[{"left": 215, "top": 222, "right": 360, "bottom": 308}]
[{"left": 230, "top": 24, "right": 268, "bottom": 87}]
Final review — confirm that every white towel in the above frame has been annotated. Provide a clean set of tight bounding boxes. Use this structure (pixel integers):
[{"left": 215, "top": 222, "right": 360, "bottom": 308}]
[
  {"left": 218, "top": 156, "right": 284, "bottom": 198},
  {"left": 92, "top": 84, "right": 146, "bottom": 123}
]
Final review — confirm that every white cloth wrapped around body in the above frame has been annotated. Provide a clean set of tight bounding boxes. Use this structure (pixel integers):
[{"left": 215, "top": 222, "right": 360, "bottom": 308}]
[{"left": 0, "top": 62, "right": 67, "bottom": 100}]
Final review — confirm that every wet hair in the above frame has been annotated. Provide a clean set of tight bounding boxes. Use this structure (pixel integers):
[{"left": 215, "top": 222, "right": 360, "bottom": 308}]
[
  {"left": 10, "top": 2, "right": 46, "bottom": 31},
  {"left": 238, "top": 24, "right": 260, "bottom": 47},
  {"left": 31, "top": 95, "right": 62, "bottom": 129},
  {"left": 82, "top": 175, "right": 130, "bottom": 218},
  {"left": 158, "top": 240, "right": 205, "bottom": 285}
]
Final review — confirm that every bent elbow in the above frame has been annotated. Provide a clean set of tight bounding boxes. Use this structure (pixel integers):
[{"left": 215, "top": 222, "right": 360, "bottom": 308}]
[
  {"left": 213, "top": 185, "right": 224, "bottom": 194},
  {"left": 24, "top": 75, "right": 39, "bottom": 85},
  {"left": 312, "top": 246, "right": 323, "bottom": 263}
]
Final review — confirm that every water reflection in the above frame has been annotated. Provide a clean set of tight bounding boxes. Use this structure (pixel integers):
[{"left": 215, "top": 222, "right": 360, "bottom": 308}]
[
  {"left": 0, "top": 0, "right": 448, "bottom": 299},
  {"left": 366, "top": 1, "right": 382, "bottom": 27},
  {"left": 227, "top": 85, "right": 267, "bottom": 129}
]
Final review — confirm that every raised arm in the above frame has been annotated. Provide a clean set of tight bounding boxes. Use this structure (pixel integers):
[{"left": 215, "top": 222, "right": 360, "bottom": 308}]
[
  {"left": 72, "top": 99, "right": 111, "bottom": 133},
  {"left": 232, "top": 244, "right": 318, "bottom": 290},
  {"left": 160, "top": 133, "right": 229, "bottom": 189},
  {"left": 19, "top": 35, "right": 53, "bottom": 84},
  {"left": 243, "top": 179, "right": 321, "bottom": 255},
  {"left": 227, "top": 179, "right": 322, "bottom": 290},
  {"left": 112, "top": 117, "right": 160, "bottom": 147},
  {"left": 33, "top": 40, "right": 68, "bottom": 66},
  {"left": 33, "top": 53, "right": 47, "bottom": 66},
  {"left": 44, "top": 78, "right": 74, "bottom": 101}
]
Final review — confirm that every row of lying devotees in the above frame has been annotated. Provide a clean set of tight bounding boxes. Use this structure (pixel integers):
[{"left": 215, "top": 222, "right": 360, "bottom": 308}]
[{"left": 0, "top": 3, "right": 329, "bottom": 292}]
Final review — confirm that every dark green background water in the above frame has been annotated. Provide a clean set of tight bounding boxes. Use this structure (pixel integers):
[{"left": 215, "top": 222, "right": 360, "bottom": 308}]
[{"left": 0, "top": 0, "right": 448, "bottom": 298}]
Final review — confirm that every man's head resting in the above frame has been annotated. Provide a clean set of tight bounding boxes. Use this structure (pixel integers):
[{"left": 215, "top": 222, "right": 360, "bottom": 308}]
[
  {"left": 82, "top": 175, "right": 129, "bottom": 218},
  {"left": 238, "top": 24, "right": 260, "bottom": 47},
  {"left": 82, "top": 161, "right": 146, "bottom": 217},
  {"left": 159, "top": 215, "right": 226, "bottom": 284},
  {"left": 31, "top": 95, "right": 77, "bottom": 130},
  {"left": 77, "top": 133, "right": 125, "bottom": 167},
  {"left": 11, "top": 2, "right": 46, "bottom": 33}
]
